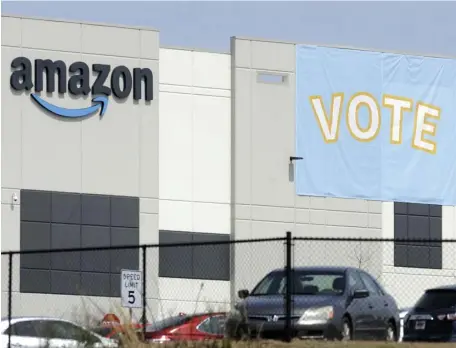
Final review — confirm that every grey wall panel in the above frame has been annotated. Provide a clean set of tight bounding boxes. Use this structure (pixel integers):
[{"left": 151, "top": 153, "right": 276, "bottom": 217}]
[
  {"left": 81, "top": 195, "right": 110, "bottom": 226},
  {"left": 20, "top": 222, "right": 50, "bottom": 269},
  {"left": 51, "top": 224, "right": 81, "bottom": 271},
  {"left": 81, "top": 225, "right": 110, "bottom": 247},
  {"left": 430, "top": 217, "right": 442, "bottom": 240},
  {"left": 20, "top": 190, "right": 51, "bottom": 222},
  {"left": 159, "top": 231, "right": 193, "bottom": 278},
  {"left": 81, "top": 226, "right": 110, "bottom": 273},
  {"left": 80, "top": 272, "right": 110, "bottom": 297},
  {"left": 394, "top": 203, "right": 407, "bottom": 215},
  {"left": 192, "top": 233, "right": 230, "bottom": 281},
  {"left": 409, "top": 216, "right": 429, "bottom": 239},
  {"left": 51, "top": 192, "right": 81, "bottom": 224},
  {"left": 50, "top": 271, "right": 81, "bottom": 295},
  {"left": 408, "top": 203, "right": 429, "bottom": 216},
  {"left": 394, "top": 245, "right": 408, "bottom": 267},
  {"left": 430, "top": 205, "right": 442, "bottom": 217},
  {"left": 110, "top": 227, "right": 139, "bottom": 273},
  {"left": 111, "top": 227, "right": 139, "bottom": 245},
  {"left": 429, "top": 247, "right": 443, "bottom": 269},
  {"left": 20, "top": 269, "right": 50, "bottom": 293},
  {"left": 394, "top": 215, "right": 407, "bottom": 239},
  {"left": 111, "top": 196, "right": 139, "bottom": 228},
  {"left": 110, "top": 274, "right": 121, "bottom": 297},
  {"left": 159, "top": 230, "right": 230, "bottom": 281}
]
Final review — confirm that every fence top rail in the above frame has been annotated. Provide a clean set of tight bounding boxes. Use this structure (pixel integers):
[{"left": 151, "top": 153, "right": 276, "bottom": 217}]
[
  {"left": 292, "top": 237, "right": 456, "bottom": 243},
  {"left": 2, "top": 235, "right": 455, "bottom": 256},
  {"left": 0, "top": 236, "right": 287, "bottom": 255}
]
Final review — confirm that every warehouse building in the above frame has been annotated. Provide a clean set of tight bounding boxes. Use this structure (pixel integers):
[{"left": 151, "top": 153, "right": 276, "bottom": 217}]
[{"left": 1, "top": 15, "right": 455, "bottom": 321}]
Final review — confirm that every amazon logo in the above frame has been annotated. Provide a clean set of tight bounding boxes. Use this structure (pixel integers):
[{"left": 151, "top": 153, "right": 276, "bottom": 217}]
[{"left": 10, "top": 57, "right": 154, "bottom": 118}]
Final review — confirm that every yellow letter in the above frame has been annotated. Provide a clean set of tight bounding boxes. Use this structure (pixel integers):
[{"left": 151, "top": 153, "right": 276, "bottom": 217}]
[
  {"left": 412, "top": 102, "right": 440, "bottom": 154},
  {"left": 382, "top": 95, "right": 413, "bottom": 144},
  {"left": 347, "top": 92, "right": 381, "bottom": 142},
  {"left": 309, "top": 93, "right": 344, "bottom": 143}
]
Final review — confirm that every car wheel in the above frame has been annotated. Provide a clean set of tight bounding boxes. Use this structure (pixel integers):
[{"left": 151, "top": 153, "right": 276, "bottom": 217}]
[
  {"left": 341, "top": 317, "right": 352, "bottom": 341},
  {"left": 386, "top": 322, "right": 397, "bottom": 342}
]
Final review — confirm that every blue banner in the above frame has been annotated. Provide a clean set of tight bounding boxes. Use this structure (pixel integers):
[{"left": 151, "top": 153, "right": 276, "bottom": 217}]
[{"left": 295, "top": 45, "right": 456, "bottom": 205}]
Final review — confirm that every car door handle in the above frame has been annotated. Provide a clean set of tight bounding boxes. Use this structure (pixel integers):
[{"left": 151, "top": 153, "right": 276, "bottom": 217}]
[
  {"left": 368, "top": 304, "right": 374, "bottom": 309},
  {"left": 384, "top": 303, "right": 389, "bottom": 307}
]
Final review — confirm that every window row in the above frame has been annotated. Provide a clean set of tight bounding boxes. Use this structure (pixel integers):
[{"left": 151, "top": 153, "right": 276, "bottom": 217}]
[
  {"left": 394, "top": 202, "right": 442, "bottom": 270},
  {"left": 21, "top": 189, "right": 139, "bottom": 228},
  {"left": 159, "top": 230, "right": 230, "bottom": 281}
]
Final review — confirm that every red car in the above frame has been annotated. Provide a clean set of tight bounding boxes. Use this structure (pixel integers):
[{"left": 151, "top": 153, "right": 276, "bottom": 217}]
[{"left": 93, "top": 312, "right": 227, "bottom": 342}]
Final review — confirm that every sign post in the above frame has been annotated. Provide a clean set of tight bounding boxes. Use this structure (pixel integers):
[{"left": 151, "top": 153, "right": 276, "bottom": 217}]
[{"left": 121, "top": 269, "right": 143, "bottom": 310}]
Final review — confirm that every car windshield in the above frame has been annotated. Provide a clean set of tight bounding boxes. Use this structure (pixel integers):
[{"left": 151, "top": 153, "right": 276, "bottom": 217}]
[
  {"left": 415, "top": 289, "right": 456, "bottom": 310},
  {"left": 92, "top": 327, "right": 115, "bottom": 337},
  {"left": 145, "top": 315, "right": 191, "bottom": 332},
  {"left": 250, "top": 270, "right": 346, "bottom": 296}
]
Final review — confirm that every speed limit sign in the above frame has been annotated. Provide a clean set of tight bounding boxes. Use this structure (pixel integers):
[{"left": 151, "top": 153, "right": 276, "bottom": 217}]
[{"left": 120, "top": 269, "right": 143, "bottom": 308}]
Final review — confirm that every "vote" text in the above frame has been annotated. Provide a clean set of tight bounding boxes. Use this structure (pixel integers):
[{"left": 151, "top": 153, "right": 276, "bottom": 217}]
[{"left": 309, "top": 92, "right": 441, "bottom": 154}]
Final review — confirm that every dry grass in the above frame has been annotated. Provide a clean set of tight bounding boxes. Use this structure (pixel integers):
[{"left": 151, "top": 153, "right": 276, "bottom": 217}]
[{"left": 115, "top": 339, "right": 456, "bottom": 348}]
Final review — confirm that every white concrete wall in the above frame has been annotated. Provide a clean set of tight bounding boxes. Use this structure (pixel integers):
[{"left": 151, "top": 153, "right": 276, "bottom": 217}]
[
  {"left": 1, "top": 15, "right": 160, "bottom": 322},
  {"left": 158, "top": 48, "right": 231, "bottom": 316},
  {"left": 382, "top": 203, "right": 456, "bottom": 308},
  {"left": 230, "top": 38, "right": 384, "bottom": 298}
]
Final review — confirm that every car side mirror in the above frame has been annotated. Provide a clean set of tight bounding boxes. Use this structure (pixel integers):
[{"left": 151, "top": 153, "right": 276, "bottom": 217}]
[
  {"left": 353, "top": 289, "right": 369, "bottom": 299},
  {"left": 238, "top": 289, "right": 249, "bottom": 299}
]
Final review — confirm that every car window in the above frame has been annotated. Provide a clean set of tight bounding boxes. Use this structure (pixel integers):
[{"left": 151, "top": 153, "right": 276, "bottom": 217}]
[
  {"left": 415, "top": 290, "right": 456, "bottom": 310},
  {"left": 370, "top": 277, "right": 385, "bottom": 295},
  {"left": 5, "top": 321, "right": 40, "bottom": 337},
  {"left": 250, "top": 270, "right": 346, "bottom": 296},
  {"left": 43, "top": 321, "right": 100, "bottom": 343},
  {"left": 91, "top": 326, "right": 113, "bottom": 337},
  {"left": 297, "top": 274, "right": 345, "bottom": 295},
  {"left": 348, "top": 271, "right": 365, "bottom": 291},
  {"left": 359, "top": 272, "right": 381, "bottom": 296},
  {"left": 197, "top": 315, "right": 226, "bottom": 335},
  {"left": 145, "top": 315, "right": 192, "bottom": 333}
]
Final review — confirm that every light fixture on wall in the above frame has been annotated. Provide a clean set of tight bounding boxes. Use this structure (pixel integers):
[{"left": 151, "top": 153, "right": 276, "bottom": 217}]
[
  {"left": 12, "top": 193, "right": 18, "bottom": 203},
  {"left": 289, "top": 156, "right": 303, "bottom": 163}
]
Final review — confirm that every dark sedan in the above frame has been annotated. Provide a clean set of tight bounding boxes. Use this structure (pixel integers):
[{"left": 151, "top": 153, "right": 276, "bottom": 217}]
[
  {"left": 225, "top": 266, "right": 400, "bottom": 341},
  {"left": 403, "top": 284, "right": 456, "bottom": 343}
]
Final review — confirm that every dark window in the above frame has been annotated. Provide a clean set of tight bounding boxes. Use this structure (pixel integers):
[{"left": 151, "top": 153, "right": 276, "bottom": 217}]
[
  {"left": 158, "top": 231, "right": 230, "bottom": 281},
  {"left": 415, "top": 289, "right": 456, "bottom": 310},
  {"left": 20, "top": 189, "right": 139, "bottom": 297},
  {"left": 394, "top": 202, "right": 442, "bottom": 269}
]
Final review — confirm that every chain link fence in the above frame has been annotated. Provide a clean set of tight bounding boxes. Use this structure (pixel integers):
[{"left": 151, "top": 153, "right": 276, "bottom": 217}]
[{"left": 2, "top": 233, "right": 455, "bottom": 343}]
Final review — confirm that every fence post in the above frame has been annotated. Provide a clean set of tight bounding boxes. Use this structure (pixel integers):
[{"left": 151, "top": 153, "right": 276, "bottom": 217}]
[
  {"left": 284, "top": 231, "right": 292, "bottom": 342},
  {"left": 8, "top": 253, "right": 13, "bottom": 348},
  {"left": 142, "top": 245, "right": 147, "bottom": 340}
]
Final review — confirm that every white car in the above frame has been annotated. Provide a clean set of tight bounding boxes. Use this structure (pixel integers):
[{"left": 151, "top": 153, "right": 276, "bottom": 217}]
[
  {"left": 0, "top": 317, "right": 118, "bottom": 348},
  {"left": 398, "top": 308, "right": 411, "bottom": 342}
]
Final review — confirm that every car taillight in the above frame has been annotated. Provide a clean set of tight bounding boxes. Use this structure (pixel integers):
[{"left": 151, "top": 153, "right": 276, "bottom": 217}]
[
  {"left": 437, "top": 313, "right": 456, "bottom": 321},
  {"left": 148, "top": 335, "right": 172, "bottom": 343}
]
